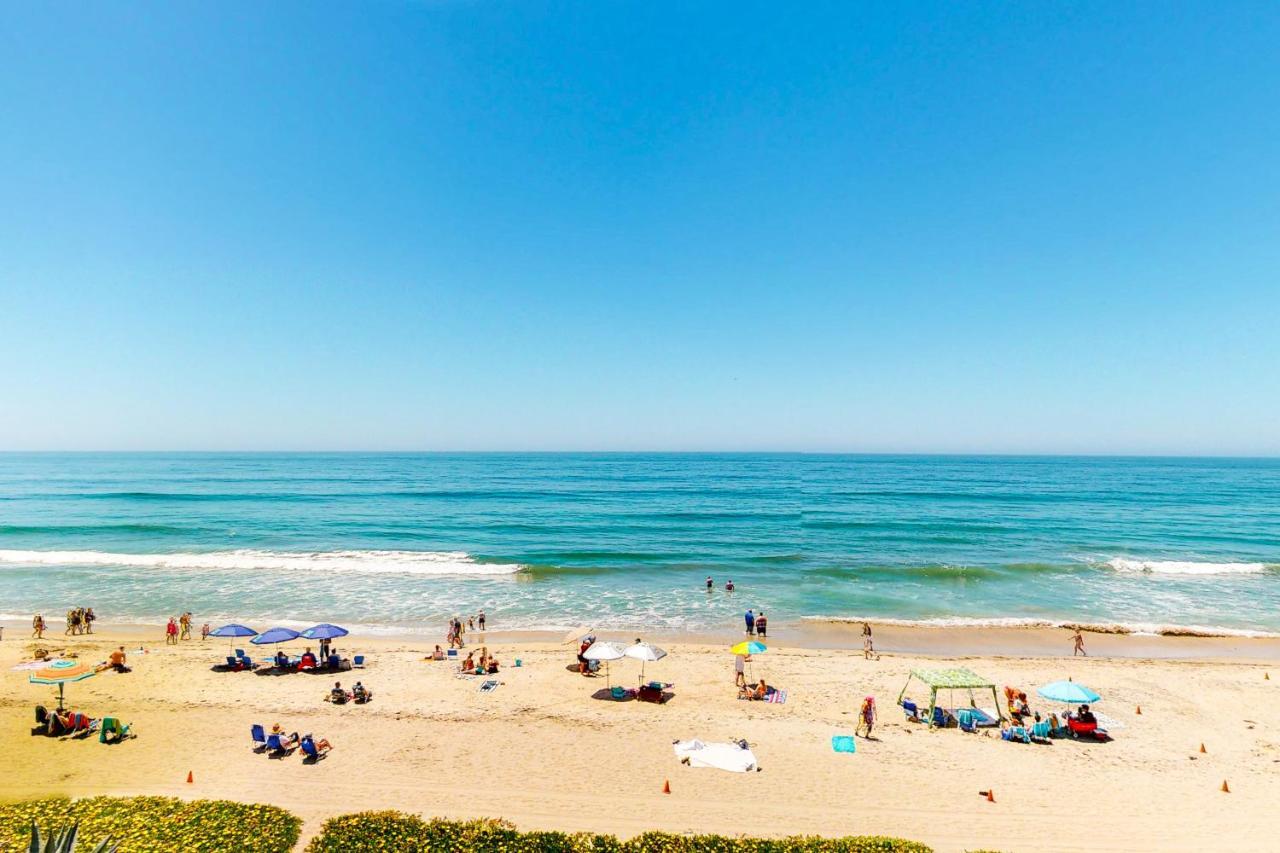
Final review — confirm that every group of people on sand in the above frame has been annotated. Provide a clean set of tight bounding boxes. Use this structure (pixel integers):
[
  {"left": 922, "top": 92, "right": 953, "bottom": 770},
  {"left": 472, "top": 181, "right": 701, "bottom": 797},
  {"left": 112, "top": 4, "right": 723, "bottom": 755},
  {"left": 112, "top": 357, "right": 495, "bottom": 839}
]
[
  {"left": 164, "top": 613, "right": 195, "bottom": 644},
  {"left": 327, "top": 680, "right": 372, "bottom": 704},
  {"left": 61, "top": 608, "right": 96, "bottom": 636},
  {"left": 460, "top": 646, "right": 500, "bottom": 675}
]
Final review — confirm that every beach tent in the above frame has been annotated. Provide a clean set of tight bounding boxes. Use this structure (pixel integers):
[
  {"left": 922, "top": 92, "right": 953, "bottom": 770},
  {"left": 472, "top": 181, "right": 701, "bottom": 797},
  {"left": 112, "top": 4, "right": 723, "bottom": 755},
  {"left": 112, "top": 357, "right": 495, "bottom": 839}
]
[{"left": 896, "top": 667, "right": 1005, "bottom": 727}]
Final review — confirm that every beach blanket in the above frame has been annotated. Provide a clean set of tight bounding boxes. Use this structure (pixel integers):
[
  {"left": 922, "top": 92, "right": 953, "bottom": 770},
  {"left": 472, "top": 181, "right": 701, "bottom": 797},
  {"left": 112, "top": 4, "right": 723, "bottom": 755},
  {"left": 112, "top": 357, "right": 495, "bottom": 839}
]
[
  {"left": 12, "top": 659, "right": 66, "bottom": 671},
  {"left": 764, "top": 689, "right": 787, "bottom": 704},
  {"left": 673, "top": 739, "right": 758, "bottom": 772},
  {"left": 831, "top": 735, "right": 856, "bottom": 753},
  {"left": 479, "top": 679, "right": 500, "bottom": 693}
]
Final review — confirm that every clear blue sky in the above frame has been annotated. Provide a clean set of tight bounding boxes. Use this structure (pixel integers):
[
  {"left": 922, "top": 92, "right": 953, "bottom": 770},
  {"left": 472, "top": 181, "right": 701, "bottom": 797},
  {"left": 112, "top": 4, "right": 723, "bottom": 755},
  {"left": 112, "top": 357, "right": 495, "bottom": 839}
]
[{"left": 2, "top": 2, "right": 1278, "bottom": 453}]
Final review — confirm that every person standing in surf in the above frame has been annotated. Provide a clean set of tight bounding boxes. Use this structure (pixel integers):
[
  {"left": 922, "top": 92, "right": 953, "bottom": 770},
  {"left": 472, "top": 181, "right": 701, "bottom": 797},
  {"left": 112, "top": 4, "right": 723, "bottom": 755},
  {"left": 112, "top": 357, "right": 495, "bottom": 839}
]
[{"left": 744, "top": 609, "right": 755, "bottom": 636}]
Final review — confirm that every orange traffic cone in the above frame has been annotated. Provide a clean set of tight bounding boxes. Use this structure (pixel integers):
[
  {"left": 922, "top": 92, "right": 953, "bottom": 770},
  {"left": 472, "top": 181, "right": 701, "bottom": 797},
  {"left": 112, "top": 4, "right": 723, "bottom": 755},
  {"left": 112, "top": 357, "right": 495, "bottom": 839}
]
[
  {"left": 1221, "top": 779, "right": 1230, "bottom": 793},
  {"left": 1266, "top": 673, "right": 1270, "bottom": 681},
  {"left": 1135, "top": 705, "right": 1142, "bottom": 715},
  {"left": 986, "top": 789, "right": 995, "bottom": 803},
  {"left": 662, "top": 780, "right": 670, "bottom": 794},
  {"left": 1199, "top": 743, "right": 1207, "bottom": 754},
  {"left": 186, "top": 771, "right": 193, "bottom": 784}
]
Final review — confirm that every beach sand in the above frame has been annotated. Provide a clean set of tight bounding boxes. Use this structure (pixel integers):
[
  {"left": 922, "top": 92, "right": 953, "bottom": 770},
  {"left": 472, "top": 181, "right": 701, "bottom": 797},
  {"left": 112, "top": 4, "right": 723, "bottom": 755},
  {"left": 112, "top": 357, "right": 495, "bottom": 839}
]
[{"left": 3, "top": 623, "right": 1279, "bottom": 852}]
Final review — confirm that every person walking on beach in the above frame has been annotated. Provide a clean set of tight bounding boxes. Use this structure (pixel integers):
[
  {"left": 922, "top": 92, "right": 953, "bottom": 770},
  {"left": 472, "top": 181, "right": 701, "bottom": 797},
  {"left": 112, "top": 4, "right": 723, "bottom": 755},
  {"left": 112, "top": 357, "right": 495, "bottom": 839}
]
[
  {"left": 1073, "top": 628, "right": 1087, "bottom": 656},
  {"left": 201, "top": 622, "right": 210, "bottom": 641},
  {"left": 83, "top": 607, "right": 95, "bottom": 634},
  {"left": 478, "top": 610, "right": 486, "bottom": 631},
  {"left": 165, "top": 617, "right": 178, "bottom": 645},
  {"left": 856, "top": 696, "right": 877, "bottom": 738},
  {"left": 32, "top": 614, "right": 45, "bottom": 639},
  {"left": 744, "top": 609, "right": 755, "bottom": 636},
  {"left": 734, "top": 653, "right": 747, "bottom": 688},
  {"left": 65, "top": 609, "right": 76, "bottom": 636},
  {"left": 755, "top": 612, "right": 767, "bottom": 639},
  {"left": 179, "top": 612, "right": 192, "bottom": 640},
  {"left": 862, "top": 622, "right": 874, "bottom": 659}
]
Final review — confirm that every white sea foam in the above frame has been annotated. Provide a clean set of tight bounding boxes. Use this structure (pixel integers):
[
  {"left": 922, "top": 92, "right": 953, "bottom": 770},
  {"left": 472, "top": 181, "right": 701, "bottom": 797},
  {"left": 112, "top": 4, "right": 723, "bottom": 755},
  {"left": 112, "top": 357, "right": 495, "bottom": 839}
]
[
  {"left": 0, "top": 549, "right": 522, "bottom": 577},
  {"left": 1104, "top": 558, "right": 1270, "bottom": 576},
  {"left": 805, "top": 614, "right": 1280, "bottom": 638}
]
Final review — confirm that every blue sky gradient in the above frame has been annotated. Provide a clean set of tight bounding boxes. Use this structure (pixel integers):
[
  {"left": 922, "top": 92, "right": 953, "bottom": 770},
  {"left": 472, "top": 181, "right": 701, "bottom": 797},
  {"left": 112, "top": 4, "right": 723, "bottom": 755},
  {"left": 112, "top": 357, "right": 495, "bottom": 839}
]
[{"left": 2, "top": 2, "right": 1278, "bottom": 452}]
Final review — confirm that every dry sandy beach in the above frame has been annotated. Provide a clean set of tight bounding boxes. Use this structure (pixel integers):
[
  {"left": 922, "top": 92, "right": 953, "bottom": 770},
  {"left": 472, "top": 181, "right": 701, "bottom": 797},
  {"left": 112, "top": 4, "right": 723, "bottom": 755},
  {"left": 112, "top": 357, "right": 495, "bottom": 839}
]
[{"left": 3, "top": 623, "right": 1279, "bottom": 852}]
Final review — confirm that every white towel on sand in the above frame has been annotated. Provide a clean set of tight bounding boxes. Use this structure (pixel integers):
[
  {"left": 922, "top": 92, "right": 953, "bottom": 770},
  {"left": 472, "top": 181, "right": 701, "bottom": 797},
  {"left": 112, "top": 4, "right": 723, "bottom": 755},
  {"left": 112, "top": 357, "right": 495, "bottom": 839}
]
[{"left": 673, "top": 739, "right": 758, "bottom": 772}]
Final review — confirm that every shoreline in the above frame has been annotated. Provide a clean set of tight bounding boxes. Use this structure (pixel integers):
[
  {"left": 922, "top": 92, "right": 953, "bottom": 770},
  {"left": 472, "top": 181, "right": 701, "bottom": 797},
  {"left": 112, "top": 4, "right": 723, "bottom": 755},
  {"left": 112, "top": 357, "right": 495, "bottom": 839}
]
[{"left": 9, "top": 617, "right": 1280, "bottom": 662}]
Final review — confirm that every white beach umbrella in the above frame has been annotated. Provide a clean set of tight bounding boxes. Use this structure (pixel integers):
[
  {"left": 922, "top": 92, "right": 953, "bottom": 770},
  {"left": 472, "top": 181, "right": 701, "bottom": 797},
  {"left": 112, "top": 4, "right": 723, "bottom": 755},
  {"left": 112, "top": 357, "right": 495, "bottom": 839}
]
[
  {"left": 583, "top": 641, "right": 626, "bottom": 687},
  {"left": 624, "top": 641, "right": 667, "bottom": 681}
]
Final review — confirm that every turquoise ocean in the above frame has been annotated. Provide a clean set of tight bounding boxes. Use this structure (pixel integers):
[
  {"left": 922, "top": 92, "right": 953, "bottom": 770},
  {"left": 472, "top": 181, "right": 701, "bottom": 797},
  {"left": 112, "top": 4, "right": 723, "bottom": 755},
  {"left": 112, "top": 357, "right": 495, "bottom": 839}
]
[{"left": 1, "top": 453, "right": 1278, "bottom": 636}]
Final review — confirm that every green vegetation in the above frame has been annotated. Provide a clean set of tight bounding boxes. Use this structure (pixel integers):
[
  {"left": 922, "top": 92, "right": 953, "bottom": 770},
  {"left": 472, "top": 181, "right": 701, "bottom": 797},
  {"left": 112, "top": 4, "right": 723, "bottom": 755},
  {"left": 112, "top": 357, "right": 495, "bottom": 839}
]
[
  {"left": 0, "top": 798, "right": 299, "bottom": 853},
  {"left": 304, "top": 812, "right": 933, "bottom": 853}
]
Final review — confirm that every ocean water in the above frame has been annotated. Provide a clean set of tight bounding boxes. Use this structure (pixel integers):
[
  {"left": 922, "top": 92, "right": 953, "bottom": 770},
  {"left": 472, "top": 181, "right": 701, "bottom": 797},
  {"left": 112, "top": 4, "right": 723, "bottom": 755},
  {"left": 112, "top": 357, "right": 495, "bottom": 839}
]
[{"left": 1, "top": 453, "right": 1278, "bottom": 636}]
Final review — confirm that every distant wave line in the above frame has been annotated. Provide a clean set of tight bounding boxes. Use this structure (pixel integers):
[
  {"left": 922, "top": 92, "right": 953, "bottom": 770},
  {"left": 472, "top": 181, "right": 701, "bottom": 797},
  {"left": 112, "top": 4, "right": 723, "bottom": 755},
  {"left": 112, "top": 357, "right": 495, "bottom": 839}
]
[{"left": 0, "top": 548, "right": 522, "bottom": 577}]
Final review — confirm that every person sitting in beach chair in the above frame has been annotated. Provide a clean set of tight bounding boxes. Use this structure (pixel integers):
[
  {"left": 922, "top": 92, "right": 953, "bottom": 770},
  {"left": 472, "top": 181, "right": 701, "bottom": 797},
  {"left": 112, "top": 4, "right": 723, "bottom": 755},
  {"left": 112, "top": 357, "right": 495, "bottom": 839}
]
[
  {"left": 274, "top": 650, "right": 291, "bottom": 670},
  {"left": 328, "top": 681, "right": 351, "bottom": 704},
  {"left": 299, "top": 648, "right": 318, "bottom": 671},
  {"left": 352, "top": 681, "right": 372, "bottom": 703},
  {"left": 267, "top": 724, "right": 299, "bottom": 755},
  {"left": 300, "top": 734, "right": 332, "bottom": 762},
  {"left": 1066, "top": 704, "right": 1110, "bottom": 740}
]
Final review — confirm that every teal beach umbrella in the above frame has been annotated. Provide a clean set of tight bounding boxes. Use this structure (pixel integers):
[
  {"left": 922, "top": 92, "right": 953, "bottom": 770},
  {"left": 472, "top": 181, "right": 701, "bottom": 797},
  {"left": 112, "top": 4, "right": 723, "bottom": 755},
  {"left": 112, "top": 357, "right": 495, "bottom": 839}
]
[{"left": 1037, "top": 680, "right": 1102, "bottom": 704}]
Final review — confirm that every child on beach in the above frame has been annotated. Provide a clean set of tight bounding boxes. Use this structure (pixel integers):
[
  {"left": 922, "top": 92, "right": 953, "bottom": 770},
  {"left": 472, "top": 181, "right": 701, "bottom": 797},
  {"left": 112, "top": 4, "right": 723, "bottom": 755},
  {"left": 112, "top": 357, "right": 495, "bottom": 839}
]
[
  {"left": 856, "top": 696, "right": 876, "bottom": 738},
  {"left": 862, "top": 622, "right": 874, "bottom": 659},
  {"left": 165, "top": 617, "right": 178, "bottom": 645},
  {"left": 201, "top": 623, "right": 211, "bottom": 641}
]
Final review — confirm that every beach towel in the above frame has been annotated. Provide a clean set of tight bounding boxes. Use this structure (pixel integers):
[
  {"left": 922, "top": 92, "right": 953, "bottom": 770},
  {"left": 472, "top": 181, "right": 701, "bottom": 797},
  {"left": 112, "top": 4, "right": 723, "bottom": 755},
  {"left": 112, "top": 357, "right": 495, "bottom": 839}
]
[
  {"left": 12, "top": 659, "right": 66, "bottom": 671},
  {"left": 673, "top": 739, "right": 758, "bottom": 772},
  {"left": 831, "top": 735, "right": 856, "bottom": 753},
  {"left": 479, "top": 679, "right": 499, "bottom": 693},
  {"left": 764, "top": 689, "right": 787, "bottom": 704}
]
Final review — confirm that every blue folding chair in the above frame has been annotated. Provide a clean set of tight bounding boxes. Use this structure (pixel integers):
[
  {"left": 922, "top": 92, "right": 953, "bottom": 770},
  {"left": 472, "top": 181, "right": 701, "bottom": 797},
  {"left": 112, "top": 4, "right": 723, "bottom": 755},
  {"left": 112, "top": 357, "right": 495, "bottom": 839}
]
[
  {"left": 353, "top": 655, "right": 365, "bottom": 667},
  {"left": 250, "top": 724, "right": 267, "bottom": 750}
]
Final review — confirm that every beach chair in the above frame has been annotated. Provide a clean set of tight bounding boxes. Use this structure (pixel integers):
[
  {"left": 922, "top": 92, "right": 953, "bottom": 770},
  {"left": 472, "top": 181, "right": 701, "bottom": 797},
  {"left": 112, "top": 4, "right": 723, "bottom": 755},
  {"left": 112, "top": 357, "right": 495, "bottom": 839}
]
[
  {"left": 266, "top": 733, "right": 296, "bottom": 756},
  {"left": 235, "top": 648, "right": 246, "bottom": 658},
  {"left": 299, "top": 735, "right": 330, "bottom": 762},
  {"left": 901, "top": 700, "right": 922, "bottom": 722},
  {"left": 1030, "top": 720, "right": 1052, "bottom": 743},
  {"left": 958, "top": 709, "right": 977, "bottom": 733},
  {"left": 224, "top": 655, "right": 242, "bottom": 670},
  {"left": 931, "top": 706, "right": 953, "bottom": 728},
  {"left": 353, "top": 655, "right": 365, "bottom": 668},
  {"left": 99, "top": 717, "right": 131, "bottom": 744},
  {"left": 251, "top": 724, "right": 267, "bottom": 751}
]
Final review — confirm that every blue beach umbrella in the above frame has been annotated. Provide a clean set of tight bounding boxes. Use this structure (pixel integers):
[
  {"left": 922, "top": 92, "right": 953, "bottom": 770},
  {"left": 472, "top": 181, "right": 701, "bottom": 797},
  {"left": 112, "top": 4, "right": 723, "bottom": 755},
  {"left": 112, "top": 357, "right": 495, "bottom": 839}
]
[
  {"left": 251, "top": 626, "right": 302, "bottom": 645},
  {"left": 1037, "top": 680, "right": 1102, "bottom": 704},
  {"left": 300, "top": 624, "right": 349, "bottom": 641},
  {"left": 209, "top": 623, "right": 258, "bottom": 654}
]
